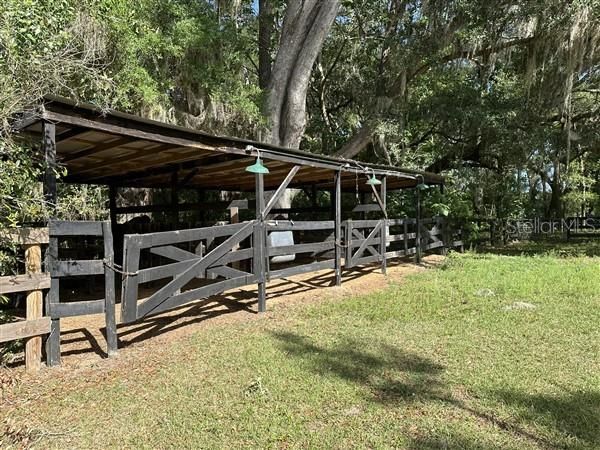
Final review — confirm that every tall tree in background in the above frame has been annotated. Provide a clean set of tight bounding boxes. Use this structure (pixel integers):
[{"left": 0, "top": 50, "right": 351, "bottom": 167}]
[{"left": 260, "top": 0, "right": 340, "bottom": 148}]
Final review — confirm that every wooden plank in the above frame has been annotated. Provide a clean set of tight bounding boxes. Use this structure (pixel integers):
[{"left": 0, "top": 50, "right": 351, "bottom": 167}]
[
  {"left": 265, "top": 220, "right": 334, "bottom": 231},
  {"left": 334, "top": 169, "right": 342, "bottom": 286},
  {"left": 61, "top": 136, "right": 138, "bottom": 162},
  {"left": 135, "top": 222, "right": 247, "bottom": 248},
  {"left": 0, "top": 318, "right": 51, "bottom": 344},
  {"left": 424, "top": 241, "right": 444, "bottom": 250},
  {"left": 0, "top": 273, "right": 50, "bottom": 294},
  {"left": 49, "top": 220, "right": 103, "bottom": 236},
  {"left": 268, "top": 241, "right": 334, "bottom": 257},
  {"left": 49, "top": 299, "right": 105, "bottom": 318},
  {"left": 102, "top": 222, "right": 118, "bottom": 357},
  {"left": 255, "top": 171, "right": 266, "bottom": 313},
  {"left": 137, "top": 248, "right": 254, "bottom": 284},
  {"left": 263, "top": 165, "right": 301, "bottom": 218},
  {"left": 137, "top": 221, "right": 255, "bottom": 318},
  {"left": 350, "top": 255, "right": 382, "bottom": 267},
  {"left": 43, "top": 121, "right": 57, "bottom": 212},
  {"left": 208, "top": 265, "right": 251, "bottom": 280},
  {"left": 121, "top": 235, "right": 141, "bottom": 323},
  {"left": 349, "top": 219, "right": 382, "bottom": 228},
  {"left": 344, "top": 219, "right": 353, "bottom": 268},
  {"left": 385, "top": 249, "right": 407, "bottom": 259},
  {"left": 269, "top": 260, "right": 336, "bottom": 280},
  {"left": 24, "top": 243, "right": 43, "bottom": 372},
  {"left": 352, "top": 204, "right": 381, "bottom": 213},
  {"left": 0, "top": 227, "right": 49, "bottom": 245},
  {"left": 50, "top": 260, "right": 104, "bottom": 277},
  {"left": 380, "top": 178, "right": 387, "bottom": 275},
  {"left": 45, "top": 237, "right": 60, "bottom": 366},
  {"left": 142, "top": 275, "right": 256, "bottom": 317},
  {"left": 351, "top": 228, "right": 380, "bottom": 257},
  {"left": 151, "top": 245, "right": 199, "bottom": 263}
]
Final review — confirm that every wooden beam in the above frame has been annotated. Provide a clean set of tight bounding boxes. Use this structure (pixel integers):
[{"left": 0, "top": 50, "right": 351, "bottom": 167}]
[
  {"left": 263, "top": 165, "right": 301, "bottom": 218},
  {"left": 0, "top": 318, "right": 51, "bottom": 344},
  {"left": 61, "top": 136, "right": 138, "bottom": 162},
  {"left": 0, "top": 227, "right": 49, "bottom": 245},
  {"left": 255, "top": 171, "right": 266, "bottom": 313},
  {"left": 0, "top": 273, "right": 50, "bottom": 294},
  {"left": 334, "top": 169, "right": 342, "bottom": 286},
  {"left": 380, "top": 176, "right": 387, "bottom": 275}
]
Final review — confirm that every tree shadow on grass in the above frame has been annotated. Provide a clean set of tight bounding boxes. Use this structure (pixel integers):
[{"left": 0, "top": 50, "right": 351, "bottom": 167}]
[
  {"left": 271, "top": 331, "right": 444, "bottom": 403},
  {"left": 271, "top": 331, "right": 598, "bottom": 449},
  {"left": 489, "top": 388, "right": 600, "bottom": 448}
]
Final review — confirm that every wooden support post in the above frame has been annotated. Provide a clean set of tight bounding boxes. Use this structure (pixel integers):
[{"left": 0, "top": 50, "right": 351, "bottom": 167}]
[
  {"left": 380, "top": 176, "right": 387, "bottom": 275},
  {"left": 255, "top": 172, "right": 266, "bottom": 313},
  {"left": 46, "top": 236, "right": 60, "bottom": 366},
  {"left": 43, "top": 122, "right": 60, "bottom": 366},
  {"left": 415, "top": 186, "right": 422, "bottom": 264},
  {"left": 230, "top": 205, "right": 240, "bottom": 270},
  {"left": 24, "top": 243, "right": 43, "bottom": 372},
  {"left": 102, "top": 222, "right": 118, "bottom": 356},
  {"left": 334, "top": 169, "right": 342, "bottom": 286},
  {"left": 43, "top": 121, "right": 57, "bottom": 213},
  {"left": 403, "top": 220, "right": 408, "bottom": 255}
]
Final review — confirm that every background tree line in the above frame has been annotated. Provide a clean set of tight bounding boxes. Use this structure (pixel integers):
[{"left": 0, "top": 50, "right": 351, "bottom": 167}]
[{"left": 1, "top": 0, "right": 599, "bottom": 231}]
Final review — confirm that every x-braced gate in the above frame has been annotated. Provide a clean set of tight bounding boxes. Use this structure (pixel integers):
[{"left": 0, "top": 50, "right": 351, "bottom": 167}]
[
  {"left": 120, "top": 221, "right": 258, "bottom": 323},
  {"left": 344, "top": 219, "right": 386, "bottom": 269}
]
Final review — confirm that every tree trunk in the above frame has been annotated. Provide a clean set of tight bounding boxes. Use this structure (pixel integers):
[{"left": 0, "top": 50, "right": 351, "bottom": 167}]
[
  {"left": 258, "top": 0, "right": 273, "bottom": 89},
  {"left": 265, "top": 0, "right": 340, "bottom": 149},
  {"left": 548, "top": 159, "right": 563, "bottom": 218}
]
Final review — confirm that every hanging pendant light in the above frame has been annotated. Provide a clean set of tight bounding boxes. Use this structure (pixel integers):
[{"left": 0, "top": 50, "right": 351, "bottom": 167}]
[
  {"left": 366, "top": 170, "right": 382, "bottom": 186},
  {"left": 416, "top": 174, "right": 427, "bottom": 190},
  {"left": 245, "top": 149, "right": 269, "bottom": 174}
]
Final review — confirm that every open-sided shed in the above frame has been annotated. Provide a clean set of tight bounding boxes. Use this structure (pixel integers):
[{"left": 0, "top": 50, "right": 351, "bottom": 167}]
[{"left": 7, "top": 96, "right": 459, "bottom": 368}]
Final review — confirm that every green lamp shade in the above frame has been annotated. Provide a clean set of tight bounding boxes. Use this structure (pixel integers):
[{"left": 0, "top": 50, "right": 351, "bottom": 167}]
[
  {"left": 246, "top": 157, "right": 269, "bottom": 174},
  {"left": 416, "top": 182, "right": 428, "bottom": 190},
  {"left": 366, "top": 174, "right": 382, "bottom": 186}
]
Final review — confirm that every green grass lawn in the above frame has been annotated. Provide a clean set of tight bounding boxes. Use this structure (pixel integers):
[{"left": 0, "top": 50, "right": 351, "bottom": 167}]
[{"left": 3, "top": 245, "right": 600, "bottom": 449}]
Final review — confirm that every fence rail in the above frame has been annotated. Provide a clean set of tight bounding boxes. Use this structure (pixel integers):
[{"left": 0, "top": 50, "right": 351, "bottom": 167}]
[{"left": 0, "top": 227, "right": 49, "bottom": 372}]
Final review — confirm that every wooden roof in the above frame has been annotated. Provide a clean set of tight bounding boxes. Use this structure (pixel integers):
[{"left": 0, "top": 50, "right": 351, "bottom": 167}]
[{"left": 15, "top": 96, "right": 444, "bottom": 192}]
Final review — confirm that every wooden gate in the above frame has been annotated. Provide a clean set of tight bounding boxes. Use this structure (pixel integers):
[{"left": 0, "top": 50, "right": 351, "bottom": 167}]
[
  {"left": 121, "top": 221, "right": 258, "bottom": 323},
  {"left": 418, "top": 218, "right": 445, "bottom": 252},
  {"left": 344, "top": 219, "right": 386, "bottom": 269}
]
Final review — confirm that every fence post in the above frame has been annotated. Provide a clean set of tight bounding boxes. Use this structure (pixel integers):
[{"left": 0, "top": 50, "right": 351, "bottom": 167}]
[
  {"left": 415, "top": 187, "right": 422, "bottom": 264},
  {"left": 255, "top": 171, "right": 266, "bottom": 313},
  {"left": 24, "top": 243, "right": 43, "bottom": 372},
  {"left": 334, "top": 169, "right": 342, "bottom": 286},
  {"left": 380, "top": 176, "right": 387, "bottom": 275}
]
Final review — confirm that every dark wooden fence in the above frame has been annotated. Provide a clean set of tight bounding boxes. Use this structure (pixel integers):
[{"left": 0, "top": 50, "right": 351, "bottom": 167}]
[
  {"left": 0, "top": 227, "right": 50, "bottom": 372},
  {"left": 45, "top": 221, "right": 117, "bottom": 366},
  {"left": 2, "top": 216, "right": 464, "bottom": 369}
]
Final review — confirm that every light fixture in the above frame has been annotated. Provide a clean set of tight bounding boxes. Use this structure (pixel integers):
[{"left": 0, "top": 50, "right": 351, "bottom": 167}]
[
  {"left": 245, "top": 149, "right": 269, "bottom": 174},
  {"left": 366, "top": 170, "right": 382, "bottom": 186},
  {"left": 416, "top": 174, "right": 427, "bottom": 190}
]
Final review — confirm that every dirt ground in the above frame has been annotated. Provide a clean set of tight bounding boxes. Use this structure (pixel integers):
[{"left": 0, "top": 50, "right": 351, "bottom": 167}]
[{"left": 1, "top": 256, "right": 442, "bottom": 391}]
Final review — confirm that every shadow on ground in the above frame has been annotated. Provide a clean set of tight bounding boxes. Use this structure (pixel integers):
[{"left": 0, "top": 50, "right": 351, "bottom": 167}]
[{"left": 272, "top": 330, "right": 599, "bottom": 449}]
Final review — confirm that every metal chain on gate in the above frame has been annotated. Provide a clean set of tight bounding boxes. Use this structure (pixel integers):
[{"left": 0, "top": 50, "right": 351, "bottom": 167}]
[{"left": 103, "top": 258, "right": 138, "bottom": 277}]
